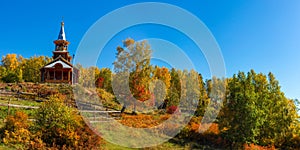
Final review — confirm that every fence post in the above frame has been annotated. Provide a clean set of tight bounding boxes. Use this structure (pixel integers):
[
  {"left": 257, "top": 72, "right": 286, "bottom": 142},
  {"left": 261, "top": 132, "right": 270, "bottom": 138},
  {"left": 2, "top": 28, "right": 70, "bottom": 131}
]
[{"left": 7, "top": 98, "right": 11, "bottom": 116}]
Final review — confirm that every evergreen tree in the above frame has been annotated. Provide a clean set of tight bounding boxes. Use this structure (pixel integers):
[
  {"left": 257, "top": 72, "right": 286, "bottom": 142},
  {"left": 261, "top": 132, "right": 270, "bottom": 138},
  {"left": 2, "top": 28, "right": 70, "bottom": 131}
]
[{"left": 167, "top": 68, "right": 181, "bottom": 107}]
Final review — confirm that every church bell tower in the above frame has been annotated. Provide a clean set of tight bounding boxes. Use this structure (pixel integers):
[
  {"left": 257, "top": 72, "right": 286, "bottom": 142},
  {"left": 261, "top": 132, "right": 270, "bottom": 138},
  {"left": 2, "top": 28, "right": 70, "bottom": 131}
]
[
  {"left": 40, "top": 20, "right": 79, "bottom": 84},
  {"left": 52, "top": 21, "right": 72, "bottom": 62}
]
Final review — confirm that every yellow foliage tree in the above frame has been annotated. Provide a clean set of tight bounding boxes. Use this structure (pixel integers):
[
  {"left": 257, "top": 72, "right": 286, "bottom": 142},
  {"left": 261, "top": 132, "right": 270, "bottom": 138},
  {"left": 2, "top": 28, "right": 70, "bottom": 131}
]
[
  {"left": 151, "top": 66, "right": 171, "bottom": 107},
  {"left": 22, "top": 55, "right": 51, "bottom": 82},
  {"left": 1, "top": 54, "right": 23, "bottom": 71},
  {"left": 1, "top": 54, "right": 24, "bottom": 82}
]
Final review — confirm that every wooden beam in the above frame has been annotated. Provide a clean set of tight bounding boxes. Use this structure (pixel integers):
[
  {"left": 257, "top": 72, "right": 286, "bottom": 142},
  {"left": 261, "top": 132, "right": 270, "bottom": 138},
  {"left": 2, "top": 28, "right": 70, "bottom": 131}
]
[{"left": 68, "top": 70, "right": 70, "bottom": 81}]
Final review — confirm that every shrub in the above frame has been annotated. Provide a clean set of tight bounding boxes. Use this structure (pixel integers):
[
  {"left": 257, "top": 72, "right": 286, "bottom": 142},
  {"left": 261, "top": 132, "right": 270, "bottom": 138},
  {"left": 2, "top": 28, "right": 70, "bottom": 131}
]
[
  {"left": 97, "top": 88, "right": 119, "bottom": 110},
  {"left": 1, "top": 111, "right": 45, "bottom": 149},
  {"left": 2, "top": 111, "right": 29, "bottom": 133},
  {"left": 1, "top": 71, "right": 22, "bottom": 83},
  {"left": 34, "top": 94, "right": 103, "bottom": 149},
  {"left": 120, "top": 114, "right": 159, "bottom": 128},
  {"left": 243, "top": 143, "right": 275, "bottom": 150}
]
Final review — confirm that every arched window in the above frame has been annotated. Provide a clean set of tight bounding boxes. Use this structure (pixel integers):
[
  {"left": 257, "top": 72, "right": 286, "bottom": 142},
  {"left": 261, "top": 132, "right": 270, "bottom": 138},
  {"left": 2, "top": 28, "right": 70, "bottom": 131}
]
[{"left": 54, "top": 63, "right": 63, "bottom": 69}]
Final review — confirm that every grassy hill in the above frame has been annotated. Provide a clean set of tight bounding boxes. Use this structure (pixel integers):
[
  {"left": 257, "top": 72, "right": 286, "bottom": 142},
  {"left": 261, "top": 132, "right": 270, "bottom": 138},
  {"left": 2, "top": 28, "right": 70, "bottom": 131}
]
[{"left": 0, "top": 83, "right": 298, "bottom": 149}]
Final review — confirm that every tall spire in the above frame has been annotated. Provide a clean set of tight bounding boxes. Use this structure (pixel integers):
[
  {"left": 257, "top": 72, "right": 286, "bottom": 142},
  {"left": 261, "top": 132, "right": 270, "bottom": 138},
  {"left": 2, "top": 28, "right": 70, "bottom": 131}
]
[
  {"left": 57, "top": 20, "right": 66, "bottom": 40},
  {"left": 54, "top": 19, "right": 70, "bottom": 52}
]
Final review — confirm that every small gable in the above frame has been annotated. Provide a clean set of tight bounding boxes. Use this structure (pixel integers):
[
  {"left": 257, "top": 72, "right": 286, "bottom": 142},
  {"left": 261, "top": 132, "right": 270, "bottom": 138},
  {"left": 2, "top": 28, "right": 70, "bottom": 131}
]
[{"left": 44, "top": 60, "right": 72, "bottom": 69}]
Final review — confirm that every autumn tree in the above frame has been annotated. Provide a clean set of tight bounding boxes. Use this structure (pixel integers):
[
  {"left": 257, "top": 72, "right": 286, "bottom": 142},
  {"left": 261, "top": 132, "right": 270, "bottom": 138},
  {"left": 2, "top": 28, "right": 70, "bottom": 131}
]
[
  {"left": 258, "top": 72, "right": 298, "bottom": 146},
  {"left": 95, "top": 68, "right": 113, "bottom": 93},
  {"left": 1, "top": 54, "right": 24, "bottom": 82},
  {"left": 1, "top": 54, "right": 23, "bottom": 71},
  {"left": 78, "top": 65, "right": 100, "bottom": 87},
  {"left": 195, "top": 73, "right": 209, "bottom": 116},
  {"left": 0, "top": 66, "right": 6, "bottom": 82},
  {"left": 167, "top": 68, "right": 181, "bottom": 107},
  {"left": 219, "top": 70, "right": 299, "bottom": 148},
  {"left": 113, "top": 38, "right": 152, "bottom": 113},
  {"left": 151, "top": 66, "right": 171, "bottom": 107},
  {"left": 179, "top": 69, "right": 200, "bottom": 113},
  {"left": 22, "top": 56, "right": 51, "bottom": 82},
  {"left": 202, "top": 76, "right": 227, "bottom": 126}
]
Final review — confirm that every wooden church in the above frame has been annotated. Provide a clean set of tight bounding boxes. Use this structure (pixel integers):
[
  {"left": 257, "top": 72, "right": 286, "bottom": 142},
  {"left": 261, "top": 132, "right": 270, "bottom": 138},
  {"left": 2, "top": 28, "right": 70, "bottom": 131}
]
[{"left": 40, "top": 21, "right": 79, "bottom": 84}]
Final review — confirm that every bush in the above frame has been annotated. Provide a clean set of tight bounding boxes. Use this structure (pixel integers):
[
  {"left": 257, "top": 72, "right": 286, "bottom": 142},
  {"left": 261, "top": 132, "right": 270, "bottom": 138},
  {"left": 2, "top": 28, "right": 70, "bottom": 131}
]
[
  {"left": 1, "top": 72, "right": 21, "bottom": 83},
  {"left": 0, "top": 111, "right": 45, "bottom": 149},
  {"left": 243, "top": 143, "right": 275, "bottom": 150},
  {"left": 3, "top": 111, "right": 29, "bottom": 131},
  {"left": 34, "top": 94, "right": 103, "bottom": 149}
]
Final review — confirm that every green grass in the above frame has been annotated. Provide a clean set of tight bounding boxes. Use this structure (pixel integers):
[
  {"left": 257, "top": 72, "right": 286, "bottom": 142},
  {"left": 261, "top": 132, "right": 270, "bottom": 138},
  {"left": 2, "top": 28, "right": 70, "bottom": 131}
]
[
  {"left": 102, "top": 140, "right": 214, "bottom": 150},
  {"left": 0, "top": 144, "right": 15, "bottom": 150},
  {"left": 0, "top": 97, "right": 39, "bottom": 120},
  {"left": 0, "top": 140, "right": 194, "bottom": 150},
  {"left": 0, "top": 83, "right": 221, "bottom": 149},
  {"left": 0, "top": 96, "right": 40, "bottom": 116},
  {"left": 0, "top": 106, "right": 37, "bottom": 120},
  {"left": 103, "top": 140, "right": 183, "bottom": 150},
  {"left": 0, "top": 97, "right": 42, "bottom": 107},
  {"left": 103, "top": 142, "right": 135, "bottom": 150}
]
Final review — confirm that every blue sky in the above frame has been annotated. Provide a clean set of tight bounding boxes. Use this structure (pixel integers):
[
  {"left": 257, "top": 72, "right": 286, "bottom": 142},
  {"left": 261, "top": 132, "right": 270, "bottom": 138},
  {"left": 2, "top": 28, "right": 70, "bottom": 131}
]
[{"left": 0, "top": 0, "right": 300, "bottom": 100}]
